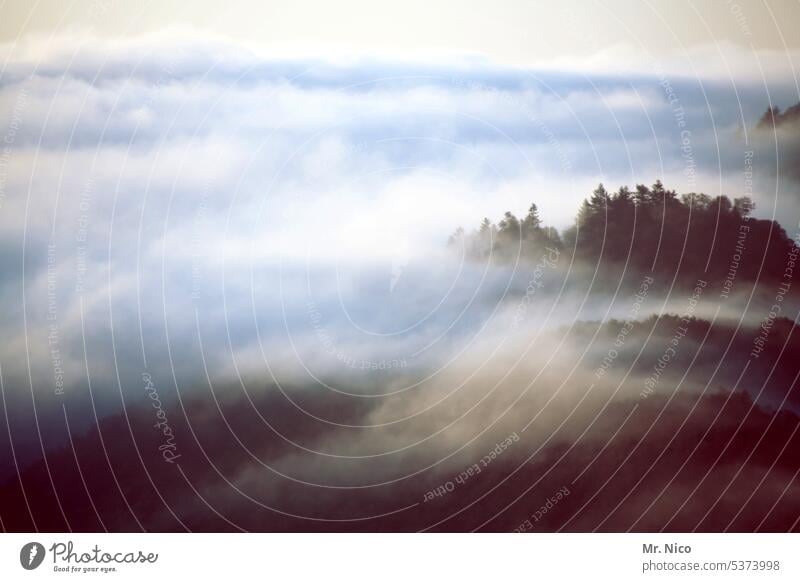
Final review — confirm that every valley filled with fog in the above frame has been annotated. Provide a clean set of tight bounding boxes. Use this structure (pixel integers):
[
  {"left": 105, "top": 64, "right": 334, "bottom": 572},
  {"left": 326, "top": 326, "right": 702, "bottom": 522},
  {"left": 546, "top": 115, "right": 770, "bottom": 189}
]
[{"left": 1, "top": 33, "right": 799, "bottom": 531}]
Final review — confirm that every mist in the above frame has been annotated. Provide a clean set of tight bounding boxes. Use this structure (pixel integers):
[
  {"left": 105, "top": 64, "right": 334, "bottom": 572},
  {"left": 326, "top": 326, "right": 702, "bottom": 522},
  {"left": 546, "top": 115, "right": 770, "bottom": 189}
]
[{"left": 1, "top": 31, "right": 800, "bottom": 532}]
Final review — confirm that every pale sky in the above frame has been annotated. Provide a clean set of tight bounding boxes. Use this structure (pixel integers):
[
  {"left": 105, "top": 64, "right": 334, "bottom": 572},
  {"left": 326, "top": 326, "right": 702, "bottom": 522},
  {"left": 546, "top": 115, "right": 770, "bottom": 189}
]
[{"left": 2, "top": 0, "right": 800, "bottom": 65}]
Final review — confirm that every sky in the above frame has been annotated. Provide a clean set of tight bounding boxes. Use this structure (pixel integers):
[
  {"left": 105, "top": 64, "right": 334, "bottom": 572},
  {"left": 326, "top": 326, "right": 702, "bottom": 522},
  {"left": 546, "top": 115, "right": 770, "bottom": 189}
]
[{"left": 3, "top": 0, "right": 800, "bottom": 61}]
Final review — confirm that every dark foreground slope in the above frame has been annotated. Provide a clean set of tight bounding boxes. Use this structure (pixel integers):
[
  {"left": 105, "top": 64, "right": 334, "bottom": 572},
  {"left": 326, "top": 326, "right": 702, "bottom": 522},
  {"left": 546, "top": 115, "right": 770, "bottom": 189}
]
[{"left": 2, "top": 315, "right": 799, "bottom": 532}]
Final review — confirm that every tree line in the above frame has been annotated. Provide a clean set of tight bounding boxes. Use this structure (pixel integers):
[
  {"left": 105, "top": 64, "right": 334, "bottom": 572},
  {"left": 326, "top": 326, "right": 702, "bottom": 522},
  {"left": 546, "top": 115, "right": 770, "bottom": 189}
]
[{"left": 449, "top": 180, "right": 797, "bottom": 289}]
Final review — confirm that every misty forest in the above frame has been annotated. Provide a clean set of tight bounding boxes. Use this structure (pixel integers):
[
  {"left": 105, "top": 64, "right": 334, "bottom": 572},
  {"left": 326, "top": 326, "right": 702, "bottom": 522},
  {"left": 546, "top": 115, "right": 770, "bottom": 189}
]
[
  {"left": 1, "top": 22, "right": 800, "bottom": 534},
  {"left": 2, "top": 166, "right": 799, "bottom": 532}
]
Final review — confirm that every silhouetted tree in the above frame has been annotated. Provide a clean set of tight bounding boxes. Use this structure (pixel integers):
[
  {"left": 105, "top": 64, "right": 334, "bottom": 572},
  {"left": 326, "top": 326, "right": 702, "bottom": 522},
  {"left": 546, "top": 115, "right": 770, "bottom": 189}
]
[{"left": 522, "top": 203, "right": 541, "bottom": 234}]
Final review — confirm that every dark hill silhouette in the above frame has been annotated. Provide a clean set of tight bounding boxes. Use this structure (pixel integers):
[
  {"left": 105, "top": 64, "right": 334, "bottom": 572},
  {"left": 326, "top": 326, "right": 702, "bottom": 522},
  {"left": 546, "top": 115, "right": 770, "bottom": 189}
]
[
  {"left": 451, "top": 181, "right": 798, "bottom": 294},
  {"left": 2, "top": 315, "right": 799, "bottom": 532}
]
